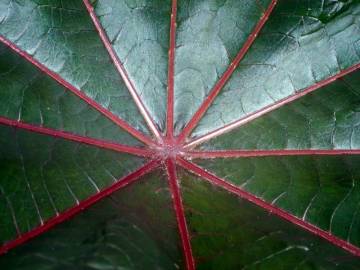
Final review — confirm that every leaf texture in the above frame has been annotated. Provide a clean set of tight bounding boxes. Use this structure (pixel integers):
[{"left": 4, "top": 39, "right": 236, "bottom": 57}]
[
  {"left": 174, "top": 0, "right": 272, "bottom": 133},
  {"left": 0, "top": 0, "right": 360, "bottom": 268},
  {"left": 191, "top": 0, "right": 360, "bottom": 138},
  {"left": 0, "top": 169, "right": 183, "bottom": 269},
  {"left": 195, "top": 155, "right": 360, "bottom": 246},
  {"left": 0, "top": 125, "right": 145, "bottom": 245},
  {"left": 90, "top": 0, "right": 171, "bottom": 132},
  {"left": 0, "top": 0, "right": 149, "bottom": 134},
  {"left": 180, "top": 168, "right": 360, "bottom": 269},
  {"left": 0, "top": 43, "right": 142, "bottom": 146},
  {"left": 199, "top": 70, "right": 360, "bottom": 150}
]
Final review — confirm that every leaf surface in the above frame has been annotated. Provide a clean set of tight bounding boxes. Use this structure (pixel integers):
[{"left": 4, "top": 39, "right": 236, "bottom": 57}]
[
  {"left": 195, "top": 155, "right": 360, "bottom": 246},
  {"left": 0, "top": 43, "right": 142, "bottom": 146},
  {"left": 191, "top": 0, "right": 360, "bottom": 138},
  {"left": 174, "top": 0, "right": 272, "bottom": 133},
  {"left": 180, "top": 168, "right": 360, "bottom": 269},
  {"left": 0, "top": 0, "right": 360, "bottom": 268},
  {"left": 90, "top": 0, "right": 171, "bottom": 131},
  {"left": 0, "top": 169, "right": 183, "bottom": 269},
  {"left": 0, "top": 125, "right": 145, "bottom": 245},
  {"left": 199, "top": 70, "right": 360, "bottom": 150},
  {"left": 0, "top": 0, "right": 149, "bottom": 134}
]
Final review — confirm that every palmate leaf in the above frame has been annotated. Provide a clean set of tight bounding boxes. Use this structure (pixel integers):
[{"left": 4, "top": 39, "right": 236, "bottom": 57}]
[{"left": 0, "top": 0, "right": 360, "bottom": 269}]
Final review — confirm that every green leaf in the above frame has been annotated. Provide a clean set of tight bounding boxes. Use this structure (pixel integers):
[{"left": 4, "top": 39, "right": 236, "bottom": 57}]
[
  {"left": 179, "top": 168, "right": 360, "bottom": 269},
  {"left": 0, "top": 169, "right": 183, "bottom": 269},
  {"left": 195, "top": 155, "right": 360, "bottom": 246},
  {"left": 199, "top": 70, "right": 360, "bottom": 150},
  {"left": 0, "top": 43, "right": 142, "bottom": 146},
  {"left": 174, "top": 0, "right": 272, "bottom": 133},
  {"left": 1, "top": 0, "right": 360, "bottom": 268},
  {"left": 91, "top": 0, "right": 171, "bottom": 131},
  {"left": 0, "top": 0, "right": 149, "bottom": 134},
  {"left": 191, "top": 0, "right": 360, "bottom": 138},
  {"left": 0, "top": 125, "right": 145, "bottom": 244}
]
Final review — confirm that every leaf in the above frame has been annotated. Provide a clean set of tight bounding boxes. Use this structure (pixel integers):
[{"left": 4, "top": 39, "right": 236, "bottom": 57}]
[
  {"left": 0, "top": 0, "right": 149, "bottom": 134},
  {"left": 179, "top": 168, "right": 360, "bottom": 269},
  {"left": 190, "top": 0, "right": 360, "bottom": 139},
  {"left": 0, "top": 43, "right": 142, "bottom": 146},
  {"left": 0, "top": 0, "right": 360, "bottom": 269},
  {"left": 198, "top": 70, "right": 360, "bottom": 150},
  {"left": 173, "top": 0, "right": 272, "bottom": 134},
  {"left": 91, "top": 0, "right": 171, "bottom": 131},
  {"left": 195, "top": 155, "right": 360, "bottom": 246},
  {"left": 0, "top": 125, "right": 145, "bottom": 244},
  {"left": 0, "top": 169, "right": 183, "bottom": 269}
]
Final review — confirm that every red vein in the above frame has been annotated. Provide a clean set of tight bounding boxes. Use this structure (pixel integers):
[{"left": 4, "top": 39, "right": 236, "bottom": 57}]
[
  {"left": 178, "top": 158, "right": 360, "bottom": 257},
  {"left": 82, "top": 0, "right": 162, "bottom": 142},
  {"left": 165, "top": 158, "right": 195, "bottom": 270},
  {"left": 186, "top": 149, "right": 360, "bottom": 159},
  {"left": 185, "top": 62, "right": 360, "bottom": 148},
  {"left": 0, "top": 159, "right": 160, "bottom": 255},
  {"left": 166, "top": 0, "right": 178, "bottom": 140},
  {"left": 0, "top": 117, "right": 153, "bottom": 157},
  {"left": 0, "top": 35, "right": 154, "bottom": 146},
  {"left": 177, "top": 0, "right": 277, "bottom": 143}
]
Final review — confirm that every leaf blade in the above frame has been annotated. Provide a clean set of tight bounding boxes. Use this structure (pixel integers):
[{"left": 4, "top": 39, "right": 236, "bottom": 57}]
[{"left": 191, "top": 0, "right": 360, "bottom": 139}]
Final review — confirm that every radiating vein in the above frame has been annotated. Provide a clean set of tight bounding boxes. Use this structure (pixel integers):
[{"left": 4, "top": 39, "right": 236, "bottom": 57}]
[
  {"left": 166, "top": 0, "right": 178, "bottom": 140},
  {"left": 0, "top": 35, "right": 154, "bottom": 146},
  {"left": 0, "top": 116, "right": 153, "bottom": 157},
  {"left": 0, "top": 159, "right": 160, "bottom": 255},
  {"left": 186, "top": 149, "right": 360, "bottom": 158},
  {"left": 177, "top": 0, "right": 278, "bottom": 143},
  {"left": 82, "top": 0, "right": 163, "bottom": 142},
  {"left": 165, "top": 158, "right": 195, "bottom": 270},
  {"left": 178, "top": 158, "right": 360, "bottom": 257},
  {"left": 185, "top": 63, "right": 360, "bottom": 148}
]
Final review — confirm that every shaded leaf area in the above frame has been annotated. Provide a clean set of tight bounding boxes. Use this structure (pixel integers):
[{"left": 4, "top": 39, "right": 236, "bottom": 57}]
[
  {"left": 0, "top": 0, "right": 149, "bottom": 134},
  {"left": 192, "top": 0, "right": 360, "bottom": 137},
  {"left": 179, "top": 169, "right": 360, "bottom": 269},
  {"left": 174, "top": 0, "right": 271, "bottom": 133},
  {"left": 91, "top": 0, "right": 171, "bottom": 131},
  {"left": 0, "top": 169, "right": 184, "bottom": 270},
  {"left": 195, "top": 155, "right": 360, "bottom": 247},
  {"left": 0, "top": 43, "right": 142, "bottom": 146},
  {"left": 199, "top": 70, "right": 360, "bottom": 150},
  {"left": 0, "top": 125, "right": 145, "bottom": 244}
]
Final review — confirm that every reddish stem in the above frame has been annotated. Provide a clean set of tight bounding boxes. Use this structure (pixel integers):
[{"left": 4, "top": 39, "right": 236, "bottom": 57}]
[
  {"left": 178, "top": 158, "right": 360, "bottom": 257},
  {"left": 185, "top": 62, "right": 360, "bottom": 148},
  {"left": 165, "top": 158, "right": 195, "bottom": 270},
  {"left": 0, "top": 35, "right": 154, "bottom": 146},
  {"left": 166, "top": 0, "right": 178, "bottom": 140},
  {"left": 0, "top": 159, "right": 160, "bottom": 255},
  {"left": 177, "top": 0, "right": 277, "bottom": 143},
  {"left": 186, "top": 149, "right": 360, "bottom": 159},
  {"left": 0, "top": 117, "right": 153, "bottom": 157},
  {"left": 82, "top": 0, "right": 163, "bottom": 142}
]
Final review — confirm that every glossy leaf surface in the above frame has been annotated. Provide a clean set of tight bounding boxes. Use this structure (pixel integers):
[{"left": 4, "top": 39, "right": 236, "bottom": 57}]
[
  {"left": 0, "top": 125, "right": 145, "bottom": 244},
  {"left": 192, "top": 0, "right": 360, "bottom": 138},
  {"left": 0, "top": 43, "right": 142, "bottom": 146},
  {"left": 0, "top": 169, "right": 183, "bottom": 269},
  {"left": 0, "top": 0, "right": 149, "bottom": 133},
  {"left": 174, "top": 0, "right": 271, "bottom": 133},
  {"left": 195, "top": 155, "right": 360, "bottom": 246},
  {"left": 0, "top": 0, "right": 360, "bottom": 269},
  {"left": 91, "top": 0, "right": 171, "bottom": 131},
  {"left": 179, "top": 169, "right": 360, "bottom": 269},
  {"left": 199, "top": 70, "right": 360, "bottom": 150}
]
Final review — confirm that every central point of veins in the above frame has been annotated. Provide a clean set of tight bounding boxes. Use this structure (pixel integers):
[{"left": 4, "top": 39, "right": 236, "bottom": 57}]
[{"left": 155, "top": 140, "right": 183, "bottom": 159}]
